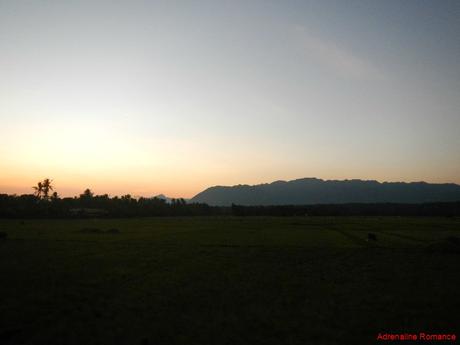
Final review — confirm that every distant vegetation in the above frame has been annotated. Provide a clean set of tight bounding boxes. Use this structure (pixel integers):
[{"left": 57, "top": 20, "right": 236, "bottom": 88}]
[
  {"left": 1, "top": 178, "right": 460, "bottom": 218},
  {"left": 0, "top": 179, "right": 223, "bottom": 218},
  {"left": 231, "top": 203, "right": 460, "bottom": 217},
  {"left": 0, "top": 191, "right": 222, "bottom": 218}
]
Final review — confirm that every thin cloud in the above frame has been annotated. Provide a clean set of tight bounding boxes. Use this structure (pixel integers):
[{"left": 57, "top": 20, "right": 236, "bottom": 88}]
[{"left": 294, "top": 26, "right": 384, "bottom": 81}]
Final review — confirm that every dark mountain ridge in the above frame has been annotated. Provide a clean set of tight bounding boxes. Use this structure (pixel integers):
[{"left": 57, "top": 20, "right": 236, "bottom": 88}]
[{"left": 190, "top": 178, "right": 460, "bottom": 206}]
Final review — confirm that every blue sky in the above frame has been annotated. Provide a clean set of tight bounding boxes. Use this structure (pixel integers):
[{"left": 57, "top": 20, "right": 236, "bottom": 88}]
[{"left": 1, "top": 0, "right": 459, "bottom": 197}]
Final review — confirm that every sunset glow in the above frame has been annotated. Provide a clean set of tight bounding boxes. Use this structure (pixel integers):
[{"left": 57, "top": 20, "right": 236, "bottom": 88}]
[{"left": 1, "top": 1, "right": 459, "bottom": 198}]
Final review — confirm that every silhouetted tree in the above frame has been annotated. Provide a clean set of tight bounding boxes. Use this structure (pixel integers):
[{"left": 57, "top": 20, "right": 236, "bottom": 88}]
[
  {"left": 81, "top": 189, "right": 94, "bottom": 199},
  {"left": 32, "top": 181, "right": 43, "bottom": 198},
  {"left": 42, "top": 178, "right": 53, "bottom": 200},
  {"left": 33, "top": 178, "right": 53, "bottom": 200},
  {"left": 121, "top": 194, "right": 132, "bottom": 200},
  {"left": 79, "top": 188, "right": 94, "bottom": 208}
]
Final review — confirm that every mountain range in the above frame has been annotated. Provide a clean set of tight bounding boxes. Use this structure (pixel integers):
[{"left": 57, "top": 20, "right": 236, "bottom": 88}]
[{"left": 190, "top": 178, "right": 460, "bottom": 206}]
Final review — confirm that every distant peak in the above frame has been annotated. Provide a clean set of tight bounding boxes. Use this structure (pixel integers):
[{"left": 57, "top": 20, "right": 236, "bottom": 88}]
[{"left": 270, "top": 180, "right": 287, "bottom": 185}]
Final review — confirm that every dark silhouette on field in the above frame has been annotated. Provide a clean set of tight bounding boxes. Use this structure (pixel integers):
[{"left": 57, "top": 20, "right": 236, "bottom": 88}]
[{"left": 367, "top": 233, "right": 377, "bottom": 241}]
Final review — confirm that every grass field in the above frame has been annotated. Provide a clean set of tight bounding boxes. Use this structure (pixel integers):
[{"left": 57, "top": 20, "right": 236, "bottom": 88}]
[{"left": 0, "top": 217, "right": 459, "bottom": 344}]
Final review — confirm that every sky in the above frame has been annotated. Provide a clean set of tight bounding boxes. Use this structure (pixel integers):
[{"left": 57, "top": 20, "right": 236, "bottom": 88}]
[{"left": 1, "top": 0, "right": 459, "bottom": 198}]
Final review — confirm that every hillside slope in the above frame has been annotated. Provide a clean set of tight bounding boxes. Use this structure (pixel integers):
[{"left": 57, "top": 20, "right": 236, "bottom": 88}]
[{"left": 190, "top": 178, "right": 460, "bottom": 206}]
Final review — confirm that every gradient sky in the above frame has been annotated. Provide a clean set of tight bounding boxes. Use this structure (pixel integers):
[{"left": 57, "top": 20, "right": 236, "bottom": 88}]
[{"left": 1, "top": 0, "right": 459, "bottom": 198}]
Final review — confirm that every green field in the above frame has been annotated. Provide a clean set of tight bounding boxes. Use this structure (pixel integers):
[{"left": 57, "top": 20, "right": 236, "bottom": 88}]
[{"left": 0, "top": 217, "right": 459, "bottom": 344}]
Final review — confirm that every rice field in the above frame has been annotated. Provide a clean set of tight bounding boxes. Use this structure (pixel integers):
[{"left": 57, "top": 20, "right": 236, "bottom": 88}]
[{"left": 0, "top": 217, "right": 459, "bottom": 344}]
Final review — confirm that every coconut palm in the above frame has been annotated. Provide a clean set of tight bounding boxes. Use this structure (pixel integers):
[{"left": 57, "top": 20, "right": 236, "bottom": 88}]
[
  {"left": 42, "top": 178, "right": 53, "bottom": 200},
  {"left": 33, "top": 178, "right": 54, "bottom": 200},
  {"left": 32, "top": 181, "right": 43, "bottom": 198}
]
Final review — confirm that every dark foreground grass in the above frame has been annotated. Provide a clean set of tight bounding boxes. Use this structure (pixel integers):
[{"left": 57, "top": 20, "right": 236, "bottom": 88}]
[{"left": 0, "top": 217, "right": 459, "bottom": 344}]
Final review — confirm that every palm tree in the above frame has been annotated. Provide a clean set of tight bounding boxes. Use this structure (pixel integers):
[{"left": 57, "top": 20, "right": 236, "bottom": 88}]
[
  {"left": 33, "top": 178, "right": 54, "bottom": 200},
  {"left": 33, "top": 181, "right": 43, "bottom": 198},
  {"left": 42, "top": 178, "right": 53, "bottom": 200}
]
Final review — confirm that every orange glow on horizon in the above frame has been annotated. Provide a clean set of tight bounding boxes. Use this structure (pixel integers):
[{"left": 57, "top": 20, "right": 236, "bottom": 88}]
[
  {"left": 1, "top": 116, "right": 459, "bottom": 198},
  {"left": 2, "top": 169, "right": 460, "bottom": 199}
]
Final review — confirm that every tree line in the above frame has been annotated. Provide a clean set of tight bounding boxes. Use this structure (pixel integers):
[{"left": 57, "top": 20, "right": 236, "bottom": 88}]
[
  {"left": 231, "top": 203, "right": 460, "bottom": 217},
  {"left": 0, "top": 191, "right": 229, "bottom": 218},
  {"left": 0, "top": 179, "right": 459, "bottom": 218},
  {"left": 0, "top": 179, "right": 228, "bottom": 218}
]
